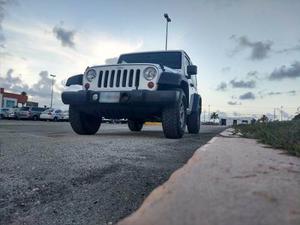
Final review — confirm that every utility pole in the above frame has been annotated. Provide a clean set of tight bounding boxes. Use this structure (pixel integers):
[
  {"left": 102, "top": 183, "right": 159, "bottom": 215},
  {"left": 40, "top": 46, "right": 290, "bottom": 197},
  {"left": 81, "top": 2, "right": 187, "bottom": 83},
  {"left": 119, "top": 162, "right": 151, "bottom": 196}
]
[
  {"left": 273, "top": 108, "right": 276, "bottom": 121},
  {"left": 280, "top": 106, "right": 283, "bottom": 121},
  {"left": 208, "top": 104, "right": 211, "bottom": 121},
  {"left": 164, "top": 13, "right": 171, "bottom": 50},
  {"left": 203, "top": 110, "right": 206, "bottom": 122},
  {"left": 50, "top": 74, "right": 56, "bottom": 108}
]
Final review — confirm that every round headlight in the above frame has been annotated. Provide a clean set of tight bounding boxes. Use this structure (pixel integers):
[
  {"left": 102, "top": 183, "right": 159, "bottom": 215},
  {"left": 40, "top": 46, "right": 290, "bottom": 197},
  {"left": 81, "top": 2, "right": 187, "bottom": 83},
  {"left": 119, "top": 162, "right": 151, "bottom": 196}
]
[
  {"left": 86, "top": 69, "right": 97, "bottom": 82},
  {"left": 143, "top": 67, "right": 157, "bottom": 81}
]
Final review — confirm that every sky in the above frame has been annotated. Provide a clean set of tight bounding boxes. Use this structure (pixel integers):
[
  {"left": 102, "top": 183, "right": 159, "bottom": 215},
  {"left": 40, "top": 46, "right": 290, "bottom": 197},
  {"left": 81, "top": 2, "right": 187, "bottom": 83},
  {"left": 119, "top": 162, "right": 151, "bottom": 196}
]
[{"left": 0, "top": 0, "right": 300, "bottom": 119}]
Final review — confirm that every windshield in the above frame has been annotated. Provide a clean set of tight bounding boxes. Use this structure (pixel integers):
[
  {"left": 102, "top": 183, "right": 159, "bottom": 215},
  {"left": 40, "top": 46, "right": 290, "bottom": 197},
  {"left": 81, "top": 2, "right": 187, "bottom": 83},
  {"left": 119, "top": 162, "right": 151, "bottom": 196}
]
[{"left": 118, "top": 52, "right": 182, "bottom": 69}]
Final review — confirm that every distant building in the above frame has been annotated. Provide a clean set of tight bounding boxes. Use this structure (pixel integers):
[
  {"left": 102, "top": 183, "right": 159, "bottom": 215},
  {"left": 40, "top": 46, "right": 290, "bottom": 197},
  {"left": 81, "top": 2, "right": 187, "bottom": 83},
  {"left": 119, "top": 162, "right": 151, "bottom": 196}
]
[
  {"left": 26, "top": 101, "right": 39, "bottom": 107},
  {"left": 219, "top": 117, "right": 254, "bottom": 126},
  {"left": 0, "top": 88, "right": 28, "bottom": 108}
]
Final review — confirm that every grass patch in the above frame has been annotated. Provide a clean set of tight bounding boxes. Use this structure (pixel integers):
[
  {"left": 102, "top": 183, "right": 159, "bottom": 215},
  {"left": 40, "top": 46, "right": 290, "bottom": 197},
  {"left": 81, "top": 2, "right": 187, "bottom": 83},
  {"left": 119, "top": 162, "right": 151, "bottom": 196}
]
[{"left": 234, "top": 120, "right": 300, "bottom": 156}]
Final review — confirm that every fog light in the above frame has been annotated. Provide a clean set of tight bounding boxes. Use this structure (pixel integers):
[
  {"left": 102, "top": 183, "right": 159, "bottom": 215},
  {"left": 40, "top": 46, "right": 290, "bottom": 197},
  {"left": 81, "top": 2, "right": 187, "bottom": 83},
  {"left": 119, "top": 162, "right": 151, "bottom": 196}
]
[
  {"left": 84, "top": 83, "right": 90, "bottom": 90},
  {"left": 92, "top": 93, "right": 98, "bottom": 101},
  {"left": 147, "top": 82, "right": 154, "bottom": 89}
]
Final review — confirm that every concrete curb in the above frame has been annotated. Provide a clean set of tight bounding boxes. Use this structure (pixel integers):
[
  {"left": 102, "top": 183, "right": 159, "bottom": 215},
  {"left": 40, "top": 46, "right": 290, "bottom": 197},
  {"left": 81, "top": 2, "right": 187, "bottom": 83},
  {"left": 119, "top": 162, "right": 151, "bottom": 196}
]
[{"left": 118, "top": 129, "right": 300, "bottom": 225}]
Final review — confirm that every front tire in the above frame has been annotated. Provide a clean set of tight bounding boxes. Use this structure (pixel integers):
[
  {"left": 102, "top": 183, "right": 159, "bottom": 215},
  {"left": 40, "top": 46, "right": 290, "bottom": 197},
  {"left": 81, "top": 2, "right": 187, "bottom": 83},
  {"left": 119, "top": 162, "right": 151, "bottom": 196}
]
[
  {"left": 69, "top": 106, "right": 101, "bottom": 135},
  {"left": 128, "top": 120, "right": 143, "bottom": 132},
  {"left": 162, "top": 91, "right": 187, "bottom": 139}
]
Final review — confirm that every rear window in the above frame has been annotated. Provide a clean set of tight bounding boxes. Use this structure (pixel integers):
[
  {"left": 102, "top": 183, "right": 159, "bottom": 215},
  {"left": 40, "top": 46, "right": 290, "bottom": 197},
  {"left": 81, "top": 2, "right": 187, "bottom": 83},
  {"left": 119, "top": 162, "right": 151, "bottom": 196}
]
[
  {"left": 31, "top": 107, "right": 44, "bottom": 111},
  {"left": 43, "top": 109, "right": 54, "bottom": 113}
]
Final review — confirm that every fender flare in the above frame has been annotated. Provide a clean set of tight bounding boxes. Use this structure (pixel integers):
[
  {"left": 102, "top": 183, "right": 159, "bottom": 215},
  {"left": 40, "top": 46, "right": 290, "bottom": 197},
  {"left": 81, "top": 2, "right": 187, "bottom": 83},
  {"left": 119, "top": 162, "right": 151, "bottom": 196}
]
[
  {"left": 157, "top": 72, "right": 187, "bottom": 86},
  {"left": 157, "top": 72, "right": 190, "bottom": 102},
  {"left": 66, "top": 74, "right": 83, "bottom": 86}
]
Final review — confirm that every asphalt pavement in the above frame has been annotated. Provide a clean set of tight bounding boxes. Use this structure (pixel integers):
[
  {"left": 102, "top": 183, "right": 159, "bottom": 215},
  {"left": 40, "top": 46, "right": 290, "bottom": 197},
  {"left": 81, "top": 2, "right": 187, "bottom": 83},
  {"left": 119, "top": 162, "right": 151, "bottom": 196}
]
[
  {"left": 0, "top": 120, "right": 224, "bottom": 225},
  {"left": 119, "top": 129, "right": 300, "bottom": 225}
]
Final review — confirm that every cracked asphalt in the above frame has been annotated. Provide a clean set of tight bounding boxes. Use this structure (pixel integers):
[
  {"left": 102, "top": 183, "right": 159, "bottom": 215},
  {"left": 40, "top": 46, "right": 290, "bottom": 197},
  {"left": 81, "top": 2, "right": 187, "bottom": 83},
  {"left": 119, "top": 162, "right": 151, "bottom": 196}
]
[{"left": 0, "top": 120, "right": 224, "bottom": 225}]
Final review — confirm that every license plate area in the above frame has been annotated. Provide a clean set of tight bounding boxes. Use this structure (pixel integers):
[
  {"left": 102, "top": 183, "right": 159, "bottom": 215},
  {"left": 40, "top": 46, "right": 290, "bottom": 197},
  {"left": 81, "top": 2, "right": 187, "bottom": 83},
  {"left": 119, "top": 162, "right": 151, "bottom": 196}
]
[{"left": 99, "top": 92, "right": 120, "bottom": 103}]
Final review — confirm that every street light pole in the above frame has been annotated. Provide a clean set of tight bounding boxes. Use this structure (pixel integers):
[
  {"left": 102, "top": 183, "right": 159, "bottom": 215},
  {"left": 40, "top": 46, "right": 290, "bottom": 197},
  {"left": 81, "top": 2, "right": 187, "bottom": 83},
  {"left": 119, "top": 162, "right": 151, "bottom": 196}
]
[
  {"left": 164, "top": 13, "right": 171, "bottom": 51},
  {"left": 208, "top": 104, "right": 211, "bottom": 121},
  {"left": 50, "top": 74, "right": 56, "bottom": 108}
]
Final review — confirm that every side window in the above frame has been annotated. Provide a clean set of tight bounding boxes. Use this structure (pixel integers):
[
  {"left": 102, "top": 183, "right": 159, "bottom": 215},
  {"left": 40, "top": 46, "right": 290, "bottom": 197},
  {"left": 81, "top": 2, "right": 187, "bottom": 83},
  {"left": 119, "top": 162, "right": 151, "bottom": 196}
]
[
  {"left": 55, "top": 110, "right": 62, "bottom": 113},
  {"left": 184, "top": 55, "right": 190, "bottom": 75},
  {"left": 185, "top": 55, "right": 197, "bottom": 87}
]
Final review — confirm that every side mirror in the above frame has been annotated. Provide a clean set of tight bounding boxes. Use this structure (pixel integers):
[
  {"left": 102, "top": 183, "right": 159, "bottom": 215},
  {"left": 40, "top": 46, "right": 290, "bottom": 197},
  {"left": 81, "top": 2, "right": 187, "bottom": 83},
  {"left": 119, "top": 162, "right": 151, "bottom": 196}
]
[{"left": 187, "top": 65, "right": 197, "bottom": 76}]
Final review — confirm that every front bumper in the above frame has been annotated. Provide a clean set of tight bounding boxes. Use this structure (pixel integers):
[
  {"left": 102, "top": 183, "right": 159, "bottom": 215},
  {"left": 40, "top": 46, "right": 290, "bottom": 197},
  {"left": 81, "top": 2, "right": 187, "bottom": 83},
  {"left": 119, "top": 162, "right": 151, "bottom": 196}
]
[
  {"left": 61, "top": 90, "right": 180, "bottom": 106},
  {"left": 18, "top": 114, "right": 30, "bottom": 119},
  {"left": 8, "top": 114, "right": 16, "bottom": 118}
]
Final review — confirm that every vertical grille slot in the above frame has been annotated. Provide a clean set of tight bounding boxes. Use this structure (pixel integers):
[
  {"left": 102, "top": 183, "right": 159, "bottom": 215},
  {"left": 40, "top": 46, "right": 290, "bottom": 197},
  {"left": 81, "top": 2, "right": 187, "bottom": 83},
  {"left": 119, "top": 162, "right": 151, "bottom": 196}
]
[
  {"left": 122, "top": 70, "right": 127, "bottom": 87},
  {"left": 129, "top": 69, "right": 134, "bottom": 87},
  {"left": 116, "top": 70, "right": 121, "bottom": 87},
  {"left": 98, "top": 71, "right": 103, "bottom": 87},
  {"left": 104, "top": 70, "right": 109, "bottom": 87},
  {"left": 109, "top": 70, "right": 115, "bottom": 87},
  {"left": 135, "top": 69, "right": 140, "bottom": 88}
]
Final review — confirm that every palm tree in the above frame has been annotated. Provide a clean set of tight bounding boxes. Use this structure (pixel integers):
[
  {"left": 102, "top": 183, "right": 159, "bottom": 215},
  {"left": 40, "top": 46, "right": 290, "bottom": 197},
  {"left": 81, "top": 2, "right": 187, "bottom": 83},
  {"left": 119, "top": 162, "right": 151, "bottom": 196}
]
[
  {"left": 258, "top": 114, "right": 269, "bottom": 123},
  {"left": 210, "top": 112, "right": 219, "bottom": 123}
]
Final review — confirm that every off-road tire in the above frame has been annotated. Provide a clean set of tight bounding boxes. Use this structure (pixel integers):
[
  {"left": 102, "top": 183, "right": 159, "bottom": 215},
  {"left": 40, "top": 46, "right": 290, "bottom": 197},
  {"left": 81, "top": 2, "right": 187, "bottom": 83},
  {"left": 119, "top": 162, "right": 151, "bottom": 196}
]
[
  {"left": 162, "top": 91, "right": 187, "bottom": 139},
  {"left": 187, "top": 109, "right": 201, "bottom": 134},
  {"left": 128, "top": 120, "right": 143, "bottom": 132},
  {"left": 69, "top": 106, "right": 101, "bottom": 135}
]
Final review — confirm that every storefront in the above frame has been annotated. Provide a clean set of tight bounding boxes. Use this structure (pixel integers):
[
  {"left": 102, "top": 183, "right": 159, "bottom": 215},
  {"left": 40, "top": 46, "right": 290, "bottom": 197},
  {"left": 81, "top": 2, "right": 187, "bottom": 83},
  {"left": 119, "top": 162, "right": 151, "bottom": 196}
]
[{"left": 0, "top": 88, "right": 28, "bottom": 108}]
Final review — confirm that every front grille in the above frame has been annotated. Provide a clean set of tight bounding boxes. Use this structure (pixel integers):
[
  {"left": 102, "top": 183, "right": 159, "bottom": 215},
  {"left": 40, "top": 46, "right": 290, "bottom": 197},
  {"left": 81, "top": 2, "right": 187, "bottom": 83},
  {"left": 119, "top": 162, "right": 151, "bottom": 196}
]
[{"left": 98, "top": 69, "right": 140, "bottom": 89}]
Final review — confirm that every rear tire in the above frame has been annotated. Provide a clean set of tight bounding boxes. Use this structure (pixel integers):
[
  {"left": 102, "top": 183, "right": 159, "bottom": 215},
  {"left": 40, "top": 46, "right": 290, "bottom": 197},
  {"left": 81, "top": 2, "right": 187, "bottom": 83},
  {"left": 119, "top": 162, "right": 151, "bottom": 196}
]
[
  {"left": 187, "top": 109, "right": 201, "bottom": 134},
  {"left": 33, "top": 115, "right": 38, "bottom": 121},
  {"left": 128, "top": 120, "right": 143, "bottom": 132},
  {"left": 162, "top": 91, "right": 187, "bottom": 139},
  {"left": 69, "top": 106, "right": 101, "bottom": 135}
]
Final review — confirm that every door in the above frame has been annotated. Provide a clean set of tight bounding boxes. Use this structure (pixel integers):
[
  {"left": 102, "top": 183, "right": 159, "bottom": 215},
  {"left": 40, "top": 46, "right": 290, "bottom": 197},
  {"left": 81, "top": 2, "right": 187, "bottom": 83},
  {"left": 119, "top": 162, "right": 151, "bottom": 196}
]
[{"left": 183, "top": 54, "right": 197, "bottom": 104}]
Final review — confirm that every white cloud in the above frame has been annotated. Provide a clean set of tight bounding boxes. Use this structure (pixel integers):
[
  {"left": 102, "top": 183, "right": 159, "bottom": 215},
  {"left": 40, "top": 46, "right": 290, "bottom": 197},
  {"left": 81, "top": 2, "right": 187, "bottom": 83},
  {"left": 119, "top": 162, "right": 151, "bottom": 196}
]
[{"left": 1, "top": 20, "right": 143, "bottom": 108}]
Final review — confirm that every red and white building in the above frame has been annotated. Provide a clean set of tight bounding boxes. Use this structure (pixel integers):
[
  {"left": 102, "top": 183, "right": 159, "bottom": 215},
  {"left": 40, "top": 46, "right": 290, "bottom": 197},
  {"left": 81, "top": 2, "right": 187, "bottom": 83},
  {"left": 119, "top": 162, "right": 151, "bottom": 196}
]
[{"left": 0, "top": 88, "right": 28, "bottom": 108}]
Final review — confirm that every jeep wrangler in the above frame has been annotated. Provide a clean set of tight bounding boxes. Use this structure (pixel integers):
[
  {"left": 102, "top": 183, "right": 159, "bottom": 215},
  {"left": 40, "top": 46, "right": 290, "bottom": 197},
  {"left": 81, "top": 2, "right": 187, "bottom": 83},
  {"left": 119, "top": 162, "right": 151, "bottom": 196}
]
[{"left": 61, "top": 50, "right": 202, "bottom": 139}]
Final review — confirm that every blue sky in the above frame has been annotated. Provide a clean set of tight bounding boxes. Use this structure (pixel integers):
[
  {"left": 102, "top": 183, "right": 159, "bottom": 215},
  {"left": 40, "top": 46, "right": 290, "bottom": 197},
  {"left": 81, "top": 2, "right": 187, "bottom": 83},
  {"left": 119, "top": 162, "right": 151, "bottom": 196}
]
[{"left": 0, "top": 0, "right": 300, "bottom": 119}]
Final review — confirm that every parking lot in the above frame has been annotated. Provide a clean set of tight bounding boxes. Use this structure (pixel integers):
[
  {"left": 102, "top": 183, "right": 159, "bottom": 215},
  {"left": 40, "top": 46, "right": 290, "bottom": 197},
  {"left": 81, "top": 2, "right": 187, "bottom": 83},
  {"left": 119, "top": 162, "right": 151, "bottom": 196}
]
[{"left": 0, "top": 120, "right": 224, "bottom": 225}]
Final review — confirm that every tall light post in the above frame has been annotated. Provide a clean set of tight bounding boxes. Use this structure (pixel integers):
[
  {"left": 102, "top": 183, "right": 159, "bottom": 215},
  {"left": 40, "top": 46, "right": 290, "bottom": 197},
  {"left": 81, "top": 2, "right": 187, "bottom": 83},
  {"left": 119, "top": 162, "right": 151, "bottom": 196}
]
[
  {"left": 50, "top": 74, "right": 56, "bottom": 108},
  {"left": 164, "top": 13, "right": 171, "bottom": 50}
]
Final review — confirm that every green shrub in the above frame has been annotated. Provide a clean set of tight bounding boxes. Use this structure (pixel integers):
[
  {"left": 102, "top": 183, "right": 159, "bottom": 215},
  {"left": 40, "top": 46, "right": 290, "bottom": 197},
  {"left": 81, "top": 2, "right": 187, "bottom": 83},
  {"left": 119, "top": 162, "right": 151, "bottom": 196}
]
[{"left": 235, "top": 120, "right": 300, "bottom": 156}]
